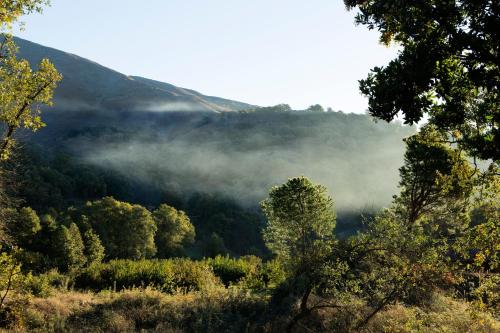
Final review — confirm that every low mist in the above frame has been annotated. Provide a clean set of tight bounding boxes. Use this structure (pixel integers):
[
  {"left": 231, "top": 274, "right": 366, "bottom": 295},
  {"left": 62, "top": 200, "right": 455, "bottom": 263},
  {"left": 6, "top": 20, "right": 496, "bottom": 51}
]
[{"left": 73, "top": 110, "right": 414, "bottom": 211}]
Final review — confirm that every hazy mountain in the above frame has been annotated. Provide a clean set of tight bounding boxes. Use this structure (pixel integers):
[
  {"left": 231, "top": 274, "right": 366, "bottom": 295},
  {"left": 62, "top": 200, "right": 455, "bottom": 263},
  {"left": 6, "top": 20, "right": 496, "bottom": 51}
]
[
  {"left": 15, "top": 37, "right": 254, "bottom": 112},
  {"left": 14, "top": 38, "right": 415, "bottom": 211}
]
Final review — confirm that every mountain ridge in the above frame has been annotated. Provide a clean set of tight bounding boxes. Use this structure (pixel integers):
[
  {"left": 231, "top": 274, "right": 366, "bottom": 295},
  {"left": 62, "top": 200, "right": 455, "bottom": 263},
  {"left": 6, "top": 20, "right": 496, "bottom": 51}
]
[{"left": 14, "top": 37, "right": 255, "bottom": 113}]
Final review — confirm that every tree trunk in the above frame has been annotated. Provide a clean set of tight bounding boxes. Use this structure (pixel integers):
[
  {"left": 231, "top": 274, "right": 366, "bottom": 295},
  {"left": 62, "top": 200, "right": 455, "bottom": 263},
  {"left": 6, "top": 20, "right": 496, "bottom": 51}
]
[
  {"left": 286, "top": 285, "right": 312, "bottom": 333},
  {"left": 300, "top": 285, "right": 312, "bottom": 312}
]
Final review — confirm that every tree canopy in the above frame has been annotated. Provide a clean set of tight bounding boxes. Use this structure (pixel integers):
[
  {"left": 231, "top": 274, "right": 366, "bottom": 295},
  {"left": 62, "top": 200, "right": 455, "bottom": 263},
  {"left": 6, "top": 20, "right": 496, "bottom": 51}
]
[
  {"left": 83, "top": 197, "right": 157, "bottom": 260},
  {"left": 0, "top": 0, "right": 61, "bottom": 159},
  {"left": 0, "top": 0, "right": 49, "bottom": 28},
  {"left": 152, "top": 204, "right": 195, "bottom": 258},
  {"left": 261, "top": 177, "right": 336, "bottom": 273},
  {"left": 345, "top": 0, "right": 499, "bottom": 161}
]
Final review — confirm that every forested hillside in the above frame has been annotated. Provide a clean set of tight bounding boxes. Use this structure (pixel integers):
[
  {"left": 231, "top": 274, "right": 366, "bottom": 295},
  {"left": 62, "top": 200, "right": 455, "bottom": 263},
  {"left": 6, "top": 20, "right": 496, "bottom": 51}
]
[
  {"left": 30, "top": 106, "right": 413, "bottom": 208},
  {"left": 12, "top": 104, "right": 413, "bottom": 257}
]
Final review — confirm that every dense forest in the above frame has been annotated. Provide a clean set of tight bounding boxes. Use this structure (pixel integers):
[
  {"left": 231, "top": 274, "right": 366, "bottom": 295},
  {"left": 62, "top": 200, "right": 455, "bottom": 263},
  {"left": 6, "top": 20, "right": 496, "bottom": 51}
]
[{"left": 0, "top": 1, "right": 499, "bottom": 332}]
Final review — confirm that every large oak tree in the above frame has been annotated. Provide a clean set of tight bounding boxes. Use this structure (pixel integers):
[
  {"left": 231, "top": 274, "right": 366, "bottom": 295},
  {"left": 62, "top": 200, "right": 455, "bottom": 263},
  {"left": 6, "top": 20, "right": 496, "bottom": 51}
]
[{"left": 345, "top": 0, "right": 499, "bottom": 161}]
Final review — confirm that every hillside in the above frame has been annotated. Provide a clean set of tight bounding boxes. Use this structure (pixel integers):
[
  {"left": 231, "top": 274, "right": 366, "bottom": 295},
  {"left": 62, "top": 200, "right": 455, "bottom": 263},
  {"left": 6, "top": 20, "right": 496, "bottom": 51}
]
[
  {"left": 9, "top": 38, "right": 417, "bottom": 211},
  {"left": 14, "top": 37, "right": 254, "bottom": 112}
]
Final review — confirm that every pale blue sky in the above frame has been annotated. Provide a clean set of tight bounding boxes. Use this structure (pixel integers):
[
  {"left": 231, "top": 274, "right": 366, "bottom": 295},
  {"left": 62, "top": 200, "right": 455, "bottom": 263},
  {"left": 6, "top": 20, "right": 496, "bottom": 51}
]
[{"left": 15, "top": 0, "right": 397, "bottom": 112}]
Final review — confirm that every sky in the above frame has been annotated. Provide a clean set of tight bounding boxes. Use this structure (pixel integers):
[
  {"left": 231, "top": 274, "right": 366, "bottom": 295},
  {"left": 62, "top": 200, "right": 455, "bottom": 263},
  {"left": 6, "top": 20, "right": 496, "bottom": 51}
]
[{"left": 15, "top": 0, "right": 398, "bottom": 113}]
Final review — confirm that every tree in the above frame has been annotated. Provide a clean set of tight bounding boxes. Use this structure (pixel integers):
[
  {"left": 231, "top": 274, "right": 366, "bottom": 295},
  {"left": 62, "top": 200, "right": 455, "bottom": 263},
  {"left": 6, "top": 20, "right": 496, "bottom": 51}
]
[
  {"left": 342, "top": 208, "right": 447, "bottom": 330},
  {"left": 255, "top": 104, "right": 292, "bottom": 113},
  {"left": 451, "top": 165, "right": 500, "bottom": 315},
  {"left": 0, "top": 0, "right": 49, "bottom": 26},
  {"left": 0, "top": 1, "right": 61, "bottom": 160},
  {"left": 2, "top": 206, "right": 41, "bottom": 247},
  {"left": 396, "top": 126, "right": 474, "bottom": 226},
  {"left": 152, "top": 204, "right": 195, "bottom": 258},
  {"left": 84, "top": 197, "right": 157, "bottom": 259},
  {"left": 261, "top": 177, "right": 336, "bottom": 321},
  {"left": 52, "top": 223, "right": 86, "bottom": 273},
  {"left": 0, "top": 251, "right": 23, "bottom": 310},
  {"left": 82, "top": 229, "right": 105, "bottom": 266},
  {"left": 203, "top": 232, "right": 228, "bottom": 258},
  {"left": 338, "top": 130, "right": 484, "bottom": 329},
  {"left": 0, "top": 0, "right": 60, "bottom": 245},
  {"left": 345, "top": 0, "right": 499, "bottom": 161},
  {"left": 306, "top": 104, "right": 325, "bottom": 112}
]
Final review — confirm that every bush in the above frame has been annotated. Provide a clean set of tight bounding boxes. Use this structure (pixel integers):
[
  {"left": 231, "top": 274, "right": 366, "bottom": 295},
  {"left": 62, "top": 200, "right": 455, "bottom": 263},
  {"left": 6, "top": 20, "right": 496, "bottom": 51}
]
[
  {"left": 23, "top": 270, "right": 68, "bottom": 297},
  {"left": 205, "top": 255, "right": 286, "bottom": 289},
  {"left": 24, "top": 274, "right": 52, "bottom": 298},
  {"left": 364, "top": 294, "right": 500, "bottom": 333},
  {"left": 74, "top": 259, "right": 221, "bottom": 293},
  {"left": 205, "top": 255, "right": 254, "bottom": 286}
]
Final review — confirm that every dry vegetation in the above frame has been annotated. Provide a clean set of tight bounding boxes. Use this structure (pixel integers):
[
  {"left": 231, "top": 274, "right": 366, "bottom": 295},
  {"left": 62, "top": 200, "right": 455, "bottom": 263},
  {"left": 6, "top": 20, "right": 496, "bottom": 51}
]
[{"left": 0, "top": 288, "right": 498, "bottom": 333}]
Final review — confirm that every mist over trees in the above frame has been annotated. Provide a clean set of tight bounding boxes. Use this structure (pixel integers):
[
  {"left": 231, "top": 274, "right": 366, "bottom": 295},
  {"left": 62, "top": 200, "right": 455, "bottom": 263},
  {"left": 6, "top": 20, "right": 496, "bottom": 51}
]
[{"left": 30, "top": 107, "right": 414, "bottom": 211}]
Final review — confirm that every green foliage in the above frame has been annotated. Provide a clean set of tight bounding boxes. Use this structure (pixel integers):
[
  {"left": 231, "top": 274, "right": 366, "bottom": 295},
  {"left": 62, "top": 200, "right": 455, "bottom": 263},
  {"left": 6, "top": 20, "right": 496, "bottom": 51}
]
[
  {"left": 349, "top": 210, "right": 446, "bottom": 307},
  {"left": 261, "top": 176, "right": 338, "bottom": 327},
  {"left": 460, "top": 167, "right": 500, "bottom": 272},
  {"left": 396, "top": 126, "right": 474, "bottom": 226},
  {"left": 22, "top": 269, "right": 66, "bottom": 298},
  {"left": 74, "top": 259, "right": 221, "bottom": 294},
  {"left": 153, "top": 204, "right": 195, "bottom": 258},
  {"left": 187, "top": 194, "right": 266, "bottom": 256},
  {"left": 345, "top": 0, "right": 499, "bottom": 160},
  {"left": 10, "top": 147, "right": 270, "bottom": 257},
  {"left": 83, "top": 197, "right": 157, "bottom": 259},
  {"left": 206, "top": 255, "right": 286, "bottom": 290},
  {"left": 0, "top": 0, "right": 59, "bottom": 262},
  {"left": 337, "top": 132, "right": 475, "bottom": 312},
  {"left": 203, "top": 232, "right": 228, "bottom": 258},
  {"left": 261, "top": 177, "right": 336, "bottom": 274},
  {"left": 74, "top": 256, "right": 284, "bottom": 295},
  {"left": 0, "top": 250, "right": 25, "bottom": 310},
  {"left": 82, "top": 229, "right": 105, "bottom": 266},
  {"left": 2, "top": 207, "right": 41, "bottom": 247},
  {"left": 253, "top": 104, "right": 292, "bottom": 113},
  {"left": 52, "top": 223, "right": 86, "bottom": 273},
  {"left": 332, "top": 132, "right": 498, "bottom": 329},
  {"left": 0, "top": 0, "right": 49, "bottom": 28},
  {"left": 205, "top": 255, "right": 252, "bottom": 286},
  {"left": 306, "top": 104, "right": 325, "bottom": 112},
  {"left": 449, "top": 166, "right": 500, "bottom": 315},
  {"left": 0, "top": 35, "right": 61, "bottom": 159}
]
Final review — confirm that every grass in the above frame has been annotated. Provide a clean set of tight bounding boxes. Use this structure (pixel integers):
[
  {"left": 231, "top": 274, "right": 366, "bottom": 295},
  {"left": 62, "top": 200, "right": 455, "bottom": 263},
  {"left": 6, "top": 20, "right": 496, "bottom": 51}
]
[
  {"left": 1, "top": 288, "right": 498, "bottom": 332},
  {"left": 6, "top": 287, "right": 266, "bottom": 332}
]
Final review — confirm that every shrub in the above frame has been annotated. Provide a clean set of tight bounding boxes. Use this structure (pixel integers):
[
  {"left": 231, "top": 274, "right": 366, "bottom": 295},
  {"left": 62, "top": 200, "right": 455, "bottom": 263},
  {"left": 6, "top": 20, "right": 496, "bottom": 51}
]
[
  {"left": 205, "top": 255, "right": 253, "bottom": 286},
  {"left": 24, "top": 274, "right": 53, "bottom": 298},
  {"left": 74, "top": 259, "right": 221, "bottom": 293},
  {"left": 23, "top": 270, "right": 68, "bottom": 297},
  {"left": 205, "top": 255, "right": 286, "bottom": 289}
]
